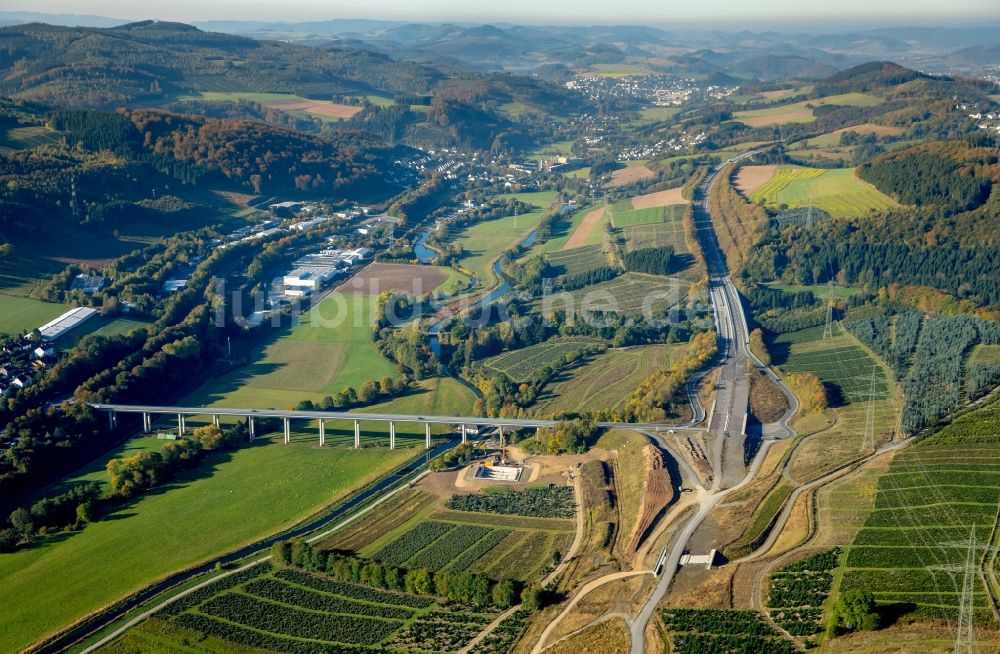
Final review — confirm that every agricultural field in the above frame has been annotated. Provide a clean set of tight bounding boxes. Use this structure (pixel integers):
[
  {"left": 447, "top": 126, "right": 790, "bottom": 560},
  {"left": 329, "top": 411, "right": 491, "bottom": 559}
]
[
  {"left": 545, "top": 244, "right": 613, "bottom": 277},
  {"left": 343, "top": 487, "right": 575, "bottom": 583},
  {"left": 535, "top": 273, "right": 691, "bottom": 316},
  {"left": 371, "top": 520, "right": 510, "bottom": 572},
  {"left": 532, "top": 344, "right": 686, "bottom": 416},
  {"left": 611, "top": 205, "right": 669, "bottom": 227},
  {"left": 0, "top": 433, "right": 417, "bottom": 653},
  {"left": 766, "top": 549, "right": 840, "bottom": 636},
  {"left": 840, "top": 398, "right": 1000, "bottom": 622},
  {"left": 99, "top": 564, "right": 501, "bottom": 653},
  {"left": 629, "top": 187, "right": 688, "bottom": 210},
  {"left": 563, "top": 206, "right": 609, "bottom": 249},
  {"left": 548, "top": 617, "right": 631, "bottom": 653},
  {"left": 179, "top": 91, "right": 362, "bottom": 120},
  {"left": 970, "top": 344, "right": 1000, "bottom": 366},
  {"left": 563, "top": 166, "right": 592, "bottom": 179},
  {"left": 765, "top": 282, "right": 861, "bottom": 301},
  {"left": 777, "top": 324, "right": 903, "bottom": 484},
  {"left": 802, "top": 123, "right": 904, "bottom": 148},
  {"left": 621, "top": 205, "right": 689, "bottom": 256},
  {"left": 363, "top": 377, "right": 477, "bottom": 423},
  {"left": 498, "top": 101, "right": 531, "bottom": 118},
  {"left": 621, "top": 220, "right": 687, "bottom": 253},
  {"left": 526, "top": 204, "right": 596, "bottom": 254},
  {"left": 451, "top": 192, "right": 555, "bottom": 282},
  {"left": 336, "top": 262, "right": 464, "bottom": 297},
  {"left": 771, "top": 324, "right": 891, "bottom": 407},
  {"left": 592, "top": 63, "right": 656, "bottom": 76},
  {"left": 636, "top": 106, "right": 681, "bottom": 124},
  {"left": 56, "top": 316, "right": 150, "bottom": 350},
  {"left": 0, "top": 294, "right": 71, "bottom": 335},
  {"left": 734, "top": 164, "right": 778, "bottom": 196},
  {"left": 187, "top": 293, "right": 398, "bottom": 408},
  {"left": 659, "top": 608, "right": 798, "bottom": 653},
  {"left": 481, "top": 338, "right": 604, "bottom": 381},
  {"left": 733, "top": 93, "right": 884, "bottom": 127},
  {"left": 185, "top": 291, "right": 474, "bottom": 435},
  {"left": 606, "top": 161, "right": 654, "bottom": 188},
  {"left": 0, "top": 125, "right": 63, "bottom": 151},
  {"left": 471, "top": 529, "right": 575, "bottom": 582},
  {"left": 527, "top": 140, "right": 576, "bottom": 161},
  {"left": 497, "top": 190, "right": 561, "bottom": 208},
  {"left": 749, "top": 166, "right": 898, "bottom": 219}
]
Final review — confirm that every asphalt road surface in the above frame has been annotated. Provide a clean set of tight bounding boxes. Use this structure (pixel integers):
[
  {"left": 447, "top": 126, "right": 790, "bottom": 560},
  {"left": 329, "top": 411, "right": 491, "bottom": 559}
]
[{"left": 629, "top": 150, "right": 799, "bottom": 654}]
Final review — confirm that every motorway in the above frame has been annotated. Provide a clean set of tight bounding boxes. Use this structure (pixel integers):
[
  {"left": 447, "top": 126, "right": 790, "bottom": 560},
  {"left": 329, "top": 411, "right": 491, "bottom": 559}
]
[{"left": 627, "top": 152, "right": 799, "bottom": 653}]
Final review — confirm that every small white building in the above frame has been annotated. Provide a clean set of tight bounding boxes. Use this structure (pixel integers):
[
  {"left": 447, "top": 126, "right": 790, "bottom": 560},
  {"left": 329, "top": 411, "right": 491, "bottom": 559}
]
[
  {"left": 162, "top": 278, "right": 188, "bottom": 293},
  {"left": 680, "top": 549, "right": 718, "bottom": 569}
]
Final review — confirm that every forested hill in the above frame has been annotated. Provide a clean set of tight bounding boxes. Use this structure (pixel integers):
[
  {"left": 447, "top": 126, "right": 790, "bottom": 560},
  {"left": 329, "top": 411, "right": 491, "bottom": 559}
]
[
  {"left": 745, "top": 134, "right": 1000, "bottom": 309},
  {"left": 0, "top": 100, "right": 412, "bottom": 240},
  {"left": 811, "top": 61, "right": 935, "bottom": 95},
  {"left": 858, "top": 137, "right": 999, "bottom": 212},
  {"left": 0, "top": 21, "right": 442, "bottom": 108}
]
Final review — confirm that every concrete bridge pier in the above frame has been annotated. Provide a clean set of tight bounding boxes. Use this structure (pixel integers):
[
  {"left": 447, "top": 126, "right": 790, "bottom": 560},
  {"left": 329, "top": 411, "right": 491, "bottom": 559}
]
[
  {"left": 389, "top": 421, "right": 396, "bottom": 449},
  {"left": 283, "top": 418, "right": 291, "bottom": 444},
  {"left": 248, "top": 416, "right": 255, "bottom": 442},
  {"left": 319, "top": 419, "right": 326, "bottom": 447},
  {"left": 425, "top": 423, "right": 431, "bottom": 449},
  {"left": 461, "top": 424, "right": 467, "bottom": 444},
  {"left": 107, "top": 411, "right": 117, "bottom": 431},
  {"left": 212, "top": 414, "right": 220, "bottom": 428},
  {"left": 177, "top": 414, "right": 185, "bottom": 437},
  {"left": 354, "top": 420, "right": 360, "bottom": 449},
  {"left": 142, "top": 412, "right": 151, "bottom": 433}
]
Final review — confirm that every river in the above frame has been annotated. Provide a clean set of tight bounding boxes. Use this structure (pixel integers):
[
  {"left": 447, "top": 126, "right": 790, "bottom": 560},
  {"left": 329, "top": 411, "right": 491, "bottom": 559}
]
[{"left": 425, "top": 229, "right": 537, "bottom": 358}]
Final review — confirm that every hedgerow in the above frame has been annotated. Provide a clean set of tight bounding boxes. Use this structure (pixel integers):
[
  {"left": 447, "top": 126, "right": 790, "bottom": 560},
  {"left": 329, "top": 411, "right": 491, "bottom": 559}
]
[
  {"left": 407, "top": 524, "right": 495, "bottom": 571},
  {"left": 373, "top": 521, "right": 454, "bottom": 565},
  {"left": 172, "top": 612, "right": 369, "bottom": 654},
  {"left": 156, "top": 565, "right": 268, "bottom": 618},
  {"left": 242, "top": 578, "right": 415, "bottom": 620},
  {"left": 274, "top": 568, "right": 434, "bottom": 609}
]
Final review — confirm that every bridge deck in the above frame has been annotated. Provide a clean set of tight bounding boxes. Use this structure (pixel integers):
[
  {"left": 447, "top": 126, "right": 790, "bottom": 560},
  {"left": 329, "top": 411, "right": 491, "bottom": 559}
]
[{"left": 89, "top": 403, "right": 705, "bottom": 433}]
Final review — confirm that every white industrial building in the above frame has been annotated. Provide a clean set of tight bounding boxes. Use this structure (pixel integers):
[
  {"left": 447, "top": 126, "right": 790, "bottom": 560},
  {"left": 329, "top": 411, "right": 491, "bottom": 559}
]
[
  {"left": 290, "top": 215, "right": 335, "bottom": 232},
  {"left": 38, "top": 307, "right": 99, "bottom": 341},
  {"left": 283, "top": 267, "right": 339, "bottom": 290}
]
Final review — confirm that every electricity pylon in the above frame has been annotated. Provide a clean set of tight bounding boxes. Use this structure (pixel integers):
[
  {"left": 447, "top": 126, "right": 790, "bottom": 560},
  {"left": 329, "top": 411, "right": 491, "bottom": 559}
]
[
  {"left": 70, "top": 176, "right": 79, "bottom": 220},
  {"left": 862, "top": 367, "right": 879, "bottom": 450},
  {"left": 934, "top": 524, "right": 1000, "bottom": 654},
  {"left": 805, "top": 198, "right": 814, "bottom": 229},
  {"left": 822, "top": 282, "right": 835, "bottom": 339},
  {"left": 955, "top": 525, "right": 977, "bottom": 654}
]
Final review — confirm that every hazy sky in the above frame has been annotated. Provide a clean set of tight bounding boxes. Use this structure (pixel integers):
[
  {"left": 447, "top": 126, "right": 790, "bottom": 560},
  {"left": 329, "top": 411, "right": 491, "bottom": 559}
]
[{"left": 16, "top": 0, "right": 1000, "bottom": 26}]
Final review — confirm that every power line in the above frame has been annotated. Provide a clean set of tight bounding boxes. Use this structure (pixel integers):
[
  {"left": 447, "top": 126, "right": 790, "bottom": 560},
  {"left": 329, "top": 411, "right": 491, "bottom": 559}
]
[
  {"left": 956, "top": 525, "right": 978, "bottom": 654},
  {"left": 862, "top": 367, "right": 879, "bottom": 451}
]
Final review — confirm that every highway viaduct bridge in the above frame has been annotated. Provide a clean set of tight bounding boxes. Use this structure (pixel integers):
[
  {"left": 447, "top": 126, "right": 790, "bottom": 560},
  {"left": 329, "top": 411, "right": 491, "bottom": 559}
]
[{"left": 90, "top": 403, "right": 706, "bottom": 450}]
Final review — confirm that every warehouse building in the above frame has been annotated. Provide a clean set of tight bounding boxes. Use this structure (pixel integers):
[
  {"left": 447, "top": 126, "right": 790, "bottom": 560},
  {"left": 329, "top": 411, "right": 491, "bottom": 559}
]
[{"left": 38, "top": 307, "right": 99, "bottom": 341}]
